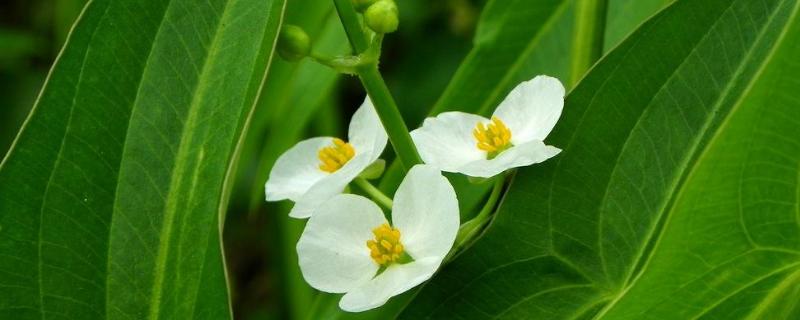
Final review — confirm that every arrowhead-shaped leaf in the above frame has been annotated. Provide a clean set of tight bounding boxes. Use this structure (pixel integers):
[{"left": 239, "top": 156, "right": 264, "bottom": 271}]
[
  {"left": 0, "top": 0, "right": 286, "bottom": 318},
  {"left": 402, "top": 0, "right": 800, "bottom": 318}
]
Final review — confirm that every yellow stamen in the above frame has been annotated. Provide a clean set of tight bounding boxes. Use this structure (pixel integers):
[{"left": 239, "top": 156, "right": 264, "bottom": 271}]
[
  {"left": 366, "top": 223, "right": 405, "bottom": 266},
  {"left": 318, "top": 138, "right": 355, "bottom": 173},
  {"left": 473, "top": 116, "right": 512, "bottom": 159}
]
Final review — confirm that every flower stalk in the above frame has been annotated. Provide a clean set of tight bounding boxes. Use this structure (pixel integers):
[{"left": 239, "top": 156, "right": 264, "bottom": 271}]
[
  {"left": 353, "top": 177, "right": 393, "bottom": 210},
  {"left": 333, "top": 0, "right": 423, "bottom": 170},
  {"left": 449, "top": 175, "right": 506, "bottom": 259}
]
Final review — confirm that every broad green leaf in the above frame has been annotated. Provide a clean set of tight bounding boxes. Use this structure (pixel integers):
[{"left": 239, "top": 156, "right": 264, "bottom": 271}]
[
  {"left": 401, "top": 0, "right": 800, "bottom": 318},
  {"left": 0, "top": 0, "right": 286, "bottom": 318},
  {"left": 596, "top": 3, "right": 800, "bottom": 317}
]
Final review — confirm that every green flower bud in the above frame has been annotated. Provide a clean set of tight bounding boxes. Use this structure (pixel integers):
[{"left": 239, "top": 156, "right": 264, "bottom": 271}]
[
  {"left": 277, "top": 25, "right": 311, "bottom": 62},
  {"left": 364, "top": 1, "right": 399, "bottom": 34},
  {"left": 353, "top": 0, "right": 377, "bottom": 12}
]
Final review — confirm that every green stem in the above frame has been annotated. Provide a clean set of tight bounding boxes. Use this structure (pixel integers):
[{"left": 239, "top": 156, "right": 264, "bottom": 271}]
[
  {"left": 357, "top": 65, "right": 422, "bottom": 169},
  {"left": 451, "top": 177, "right": 505, "bottom": 255},
  {"left": 354, "top": 177, "right": 394, "bottom": 209},
  {"left": 570, "top": 0, "right": 607, "bottom": 86},
  {"left": 333, "top": 0, "right": 423, "bottom": 170},
  {"left": 333, "top": 0, "right": 369, "bottom": 52},
  {"left": 308, "top": 52, "right": 363, "bottom": 75}
]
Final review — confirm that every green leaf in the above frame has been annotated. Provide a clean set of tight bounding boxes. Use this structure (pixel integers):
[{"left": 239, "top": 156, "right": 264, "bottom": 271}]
[
  {"left": 0, "top": 0, "right": 286, "bottom": 318},
  {"left": 401, "top": 0, "right": 800, "bottom": 318}
]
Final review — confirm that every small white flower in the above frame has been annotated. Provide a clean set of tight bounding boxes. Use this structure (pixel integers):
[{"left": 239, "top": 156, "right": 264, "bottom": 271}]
[
  {"left": 265, "top": 97, "right": 387, "bottom": 218},
  {"left": 411, "top": 75, "right": 564, "bottom": 178},
  {"left": 296, "top": 165, "right": 459, "bottom": 312}
]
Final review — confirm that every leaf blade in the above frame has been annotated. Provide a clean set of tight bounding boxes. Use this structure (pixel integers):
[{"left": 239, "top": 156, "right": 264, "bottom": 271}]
[{"left": 0, "top": 0, "right": 286, "bottom": 318}]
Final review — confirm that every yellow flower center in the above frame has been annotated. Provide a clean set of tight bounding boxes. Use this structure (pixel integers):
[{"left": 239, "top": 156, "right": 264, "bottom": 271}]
[
  {"left": 318, "top": 138, "right": 355, "bottom": 173},
  {"left": 473, "top": 116, "right": 512, "bottom": 159},
  {"left": 366, "top": 223, "right": 405, "bottom": 266}
]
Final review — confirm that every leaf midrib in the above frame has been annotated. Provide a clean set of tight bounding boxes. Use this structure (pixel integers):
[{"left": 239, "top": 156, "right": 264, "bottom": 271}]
[
  {"left": 97, "top": 0, "right": 175, "bottom": 318},
  {"left": 145, "top": 0, "right": 236, "bottom": 318}
]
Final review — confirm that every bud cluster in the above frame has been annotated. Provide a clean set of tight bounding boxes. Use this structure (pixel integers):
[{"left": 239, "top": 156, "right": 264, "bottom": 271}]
[{"left": 276, "top": 0, "right": 400, "bottom": 64}]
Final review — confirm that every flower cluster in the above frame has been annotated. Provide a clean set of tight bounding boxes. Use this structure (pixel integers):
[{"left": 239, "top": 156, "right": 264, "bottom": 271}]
[{"left": 264, "top": 75, "right": 564, "bottom": 312}]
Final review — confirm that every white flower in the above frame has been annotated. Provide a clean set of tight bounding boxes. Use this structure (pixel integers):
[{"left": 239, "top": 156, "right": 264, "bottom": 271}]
[
  {"left": 265, "top": 97, "right": 387, "bottom": 218},
  {"left": 296, "top": 165, "right": 459, "bottom": 312},
  {"left": 410, "top": 75, "right": 564, "bottom": 178}
]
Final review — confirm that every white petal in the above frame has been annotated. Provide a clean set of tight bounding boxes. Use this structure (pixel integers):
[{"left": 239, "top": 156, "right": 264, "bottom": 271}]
[
  {"left": 288, "top": 99, "right": 386, "bottom": 218},
  {"left": 410, "top": 112, "right": 487, "bottom": 173},
  {"left": 348, "top": 97, "right": 388, "bottom": 163},
  {"left": 391, "top": 165, "right": 459, "bottom": 261},
  {"left": 457, "top": 140, "right": 561, "bottom": 178},
  {"left": 296, "top": 194, "right": 385, "bottom": 294},
  {"left": 289, "top": 153, "right": 373, "bottom": 218},
  {"left": 339, "top": 257, "right": 442, "bottom": 312},
  {"left": 493, "top": 75, "right": 565, "bottom": 143},
  {"left": 265, "top": 137, "right": 332, "bottom": 202}
]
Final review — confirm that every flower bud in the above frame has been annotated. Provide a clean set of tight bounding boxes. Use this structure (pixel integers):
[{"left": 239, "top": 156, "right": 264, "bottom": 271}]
[
  {"left": 353, "top": 0, "right": 377, "bottom": 12},
  {"left": 364, "top": 1, "right": 399, "bottom": 34},
  {"left": 277, "top": 25, "right": 311, "bottom": 62}
]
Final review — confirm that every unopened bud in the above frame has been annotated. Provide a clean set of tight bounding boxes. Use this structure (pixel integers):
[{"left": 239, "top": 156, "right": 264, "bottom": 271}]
[
  {"left": 353, "top": 0, "right": 377, "bottom": 12},
  {"left": 277, "top": 25, "right": 311, "bottom": 61},
  {"left": 365, "top": 1, "right": 399, "bottom": 34}
]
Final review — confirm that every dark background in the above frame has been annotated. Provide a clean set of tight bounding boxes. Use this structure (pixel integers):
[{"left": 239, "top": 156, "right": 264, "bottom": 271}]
[{"left": 0, "top": 0, "right": 484, "bottom": 318}]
